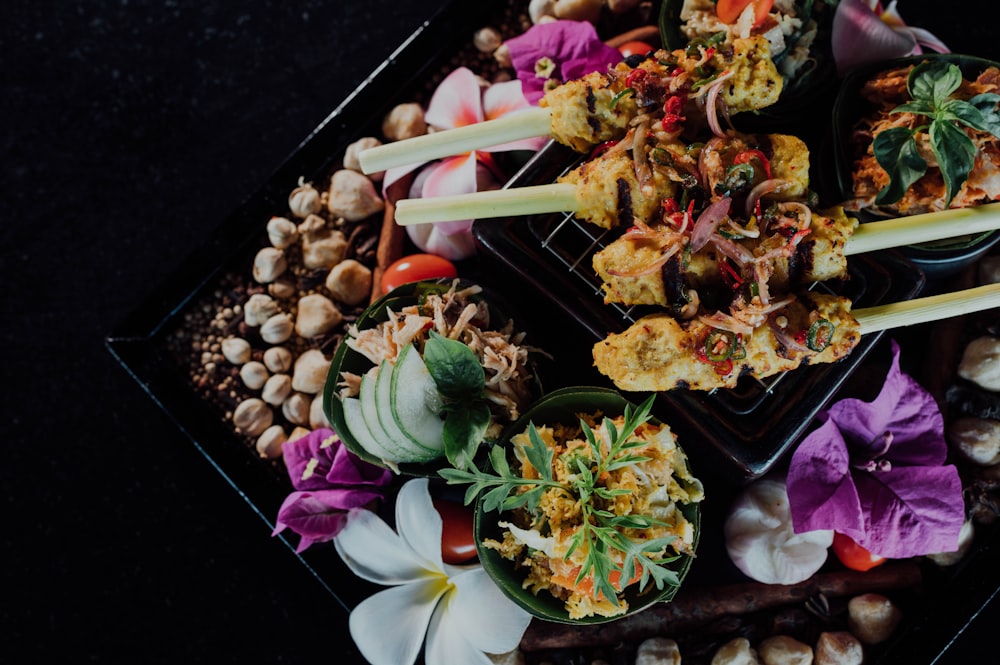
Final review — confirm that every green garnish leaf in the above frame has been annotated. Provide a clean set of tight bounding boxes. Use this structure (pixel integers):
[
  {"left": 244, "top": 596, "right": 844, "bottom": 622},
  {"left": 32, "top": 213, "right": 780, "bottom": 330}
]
[
  {"left": 443, "top": 401, "right": 491, "bottom": 471},
  {"left": 959, "top": 93, "right": 1000, "bottom": 138},
  {"left": 423, "top": 331, "right": 485, "bottom": 398},
  {"left": 873, "top": 127, "right": 927, "bottom": 205},
  {"left": 908, "top": 61, "right": 962, "bottom": 106},
  {"left": 930, "top": 119, "right": 977, "bottom": 210}
]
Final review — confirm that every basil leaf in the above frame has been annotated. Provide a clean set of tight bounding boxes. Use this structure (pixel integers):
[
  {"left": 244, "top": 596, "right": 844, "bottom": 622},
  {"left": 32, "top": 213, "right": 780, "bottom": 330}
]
[
  {"left": 930, "top": 120, "right": 977, "bottom": 207},
  {"left": 967, "top": 93, "right": 1000, "bottom": 138},
  {"left": 873, "top": 127, "right": 927, "bottom": 205},
  {"left": 909, "top": 61, "right": 961, "bottom": 106},
  {"left": 892, "top": 99, "right": 934, "bottom": 118},
  {"left": 443, "top": 401, "right": 491, "bottom": 470},
  {"left": 423, "top": 331, "right": 485, "bottom": 398}
]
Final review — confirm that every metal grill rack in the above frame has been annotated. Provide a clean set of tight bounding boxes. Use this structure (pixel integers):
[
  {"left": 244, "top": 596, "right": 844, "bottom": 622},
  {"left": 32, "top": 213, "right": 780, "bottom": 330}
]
[{"left": 474, "top": 140, "right": 925, "bottom": 479}]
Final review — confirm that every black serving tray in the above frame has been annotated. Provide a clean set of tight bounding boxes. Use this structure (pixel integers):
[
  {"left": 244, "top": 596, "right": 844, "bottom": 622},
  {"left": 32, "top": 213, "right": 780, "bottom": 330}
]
[
  {"left": 474, "top": 140, "right": 927, "bottom": 481},
  {"left": 106, "top": 2, "right": 999, "bottom": 663}
]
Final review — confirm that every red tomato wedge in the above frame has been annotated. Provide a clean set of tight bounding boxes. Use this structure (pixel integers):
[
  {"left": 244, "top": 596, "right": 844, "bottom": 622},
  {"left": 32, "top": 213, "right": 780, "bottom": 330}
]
[
  {"left": 831, "top": 532, "right": 887, "bottom": 572},
  {"left": 432, "top": 498, "right": 477, "bottom": 564},
  {"left": 618, "top": 40, "right": 656, "bottom": 58},
  {"left": 381, "top": 253, "right": 458, "bottom": 294},
  {"left": 716, "top": 0, "right": 774, "bottom": 26}
]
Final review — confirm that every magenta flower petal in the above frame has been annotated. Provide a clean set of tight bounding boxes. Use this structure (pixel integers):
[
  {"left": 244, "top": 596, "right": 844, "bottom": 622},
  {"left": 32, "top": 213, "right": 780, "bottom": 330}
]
[
  {"left": 273, "top": 489, "right": 385, "bottom": 552},
  {"left": 786, "top": 341, "right": 965, "bottom": 559},
  {"left": 282, "top": 428, "right": 392, "bottom": 491},
  {"left": 505, "top": 20, "right": 623, "bottom": 103},
  {"left": 832, "top": 0, "right": 918, "bottom": 75},
  {"left": 425, "top": 67, "right": 484, "bottom": 130}
]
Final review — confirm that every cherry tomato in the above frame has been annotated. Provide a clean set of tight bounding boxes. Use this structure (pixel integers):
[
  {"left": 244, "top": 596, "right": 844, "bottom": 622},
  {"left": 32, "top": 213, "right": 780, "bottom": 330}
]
[
  {"left": 832, "top": 532, "right": 887, "bottom": 572},
  {"left": 433, "top": 498, "right": 477, "bottom": 564},
  {"left": 381, "top": 254, "right": 458, "bottom": 294},
  {"left": 715, "top": 0, "right": 774, "bottom": 26},
  {"left": 618, "top": 40, "right": 656, "bottom": 58}
]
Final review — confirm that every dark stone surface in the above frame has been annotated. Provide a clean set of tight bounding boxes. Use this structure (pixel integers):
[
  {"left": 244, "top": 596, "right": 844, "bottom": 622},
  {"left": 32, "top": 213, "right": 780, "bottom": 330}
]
[{"left": 2, "top": 1, "right": 997, "bottom": 663}]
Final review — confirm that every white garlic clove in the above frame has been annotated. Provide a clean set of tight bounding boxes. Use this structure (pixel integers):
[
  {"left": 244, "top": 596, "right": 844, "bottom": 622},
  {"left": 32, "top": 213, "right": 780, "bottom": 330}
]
[
  {"left": 758, "top": 635, "right": 812, "bottom": 665},
  {"left": 295, "top": 293, "right": 343, "bottom": 338},
  {"left": 343, "top": 137, "right": 384, "bottom": 180},
  {"left": 814, "top": 632, "right": 863, "bottom": 665},
  {"left": 298, "top": 214, "right": 349, "bottom": 270},
  {"left": 846, "top": 593, "right": 903, "bottom": 645},
  {"left": 381, "top": 102, "right": 427, "bottom": 141},
  {"left": 266, "top": 216, "right": 300, "bottom": 249},
  {"left": 282, "top": 392, "right": 312, "bottom": 425},
  {"left": 711, "top": 637, "right": 760, "bottom": 665},
  {"left": 636, "top": 637, "right": 681, "bottom": 665},
  {"left": 473, "top": 27, "right": 502, "bottom": 53},
  {"left": 259, "top": 313, "right": 294, "bottom": 344},
  {"left": 261, "top": 373, "right": 292, "bottom": 406},
  {"left": 288, "top": 180, "right": 322, "bottom": 219},
  {"left": 263, "top": 346, "right": 293, "bottom": 373},
  {"left": 268, "top": 277, "right": 297, "bottom": 300},
  {"left": 325, "top": 259, "right": 373, "bottom": 306},
  {"left": 957, "top": 335, "right": 1000, "bottom": 391},
  {"left": 239, "top": 361, "right": 269, "bottom": 390},
  {"left": 528, "top": 0, "right": 556, "bottom": 24},
  {"left": 947, "top": 416, "right": 1000, "bottom": 466},
  {"left": 252, "top": 246, "right": 287, "bottom": 284},
  {"left": 291, "top": 349, "right": 331, "bottom": 394},
  {"left": 221, "top": 336, "right": 252, "bottom": 365},
  {"left": 724, "top": 477, "right": 833, "bottom": 585},
  {"left": 288, "top": 426, "right": 312, "bottom": 445},
  {"left": 926, "top": 518, "right": 975, "bottom": 566},
  {"left": 233, "top": 398, "right": 273, "bottom": 437},
  {"left": 256, "top": 424, "right": 288, "bottom": 459},
  {"left": 326, "top": 170, "right": 385, "bottom": 222},
  {"left": 553, "top": 0, "right": 603, "bottom": 23},
  {"left": 243, "top": 293, "right": 279, "bottom": 327}
]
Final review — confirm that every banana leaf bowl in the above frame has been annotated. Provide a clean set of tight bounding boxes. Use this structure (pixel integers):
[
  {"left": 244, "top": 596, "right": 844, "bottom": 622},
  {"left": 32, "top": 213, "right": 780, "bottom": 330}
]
[
  {"left": 472, "top": 386, "right": 702, "bottom": 624},
  {"left": 829, "top": 53, "right": 1000, "bottom": 279},
  {"left": 322, "top": 277, "right": 543, "bottom": 477}
]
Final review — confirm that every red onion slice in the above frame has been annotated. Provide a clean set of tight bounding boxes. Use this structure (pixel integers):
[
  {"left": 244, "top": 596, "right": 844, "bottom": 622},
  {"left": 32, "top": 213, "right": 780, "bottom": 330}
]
[{"left": 690, "top": 196, "right": 732, "bottom": 252}]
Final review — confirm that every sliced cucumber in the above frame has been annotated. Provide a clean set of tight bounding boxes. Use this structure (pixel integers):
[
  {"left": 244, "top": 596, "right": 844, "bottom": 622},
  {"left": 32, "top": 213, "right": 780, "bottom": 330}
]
[
  {"left": 375, "top": 358, "right": 441, "bottom": 458},
  {"left": 390, "top": 343, "right": 446, "bottom": 451},
  {"left": 361, "top": 366, "right": 437, "bottom": 463},
  {"left": 342, "top": 396, "right": 401, "bottom": 464}
]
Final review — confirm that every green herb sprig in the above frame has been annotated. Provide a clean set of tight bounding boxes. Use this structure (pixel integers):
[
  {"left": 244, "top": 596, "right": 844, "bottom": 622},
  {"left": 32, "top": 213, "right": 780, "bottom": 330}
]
[
  {"left": 873, "top": 61, "right": 1000, "bottom": 207},
  {"left": 422, "top": 331, "right": 492, "bottom": 471},
  {"left": 439, "top": 395, "right": 681, "bottom": 606}
]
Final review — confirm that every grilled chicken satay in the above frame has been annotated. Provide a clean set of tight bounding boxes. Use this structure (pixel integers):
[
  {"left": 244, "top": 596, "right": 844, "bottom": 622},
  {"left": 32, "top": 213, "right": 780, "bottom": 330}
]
[
  {"left": 560, "top": 131, "right": 809, "bottom": 230},
  {"left": 593, "top": 293, "right": 861, "bottom": 392},
  {"left": 543, "top": 36, "right": 784, "bottom": 152},
  {"left": 594, "top": 205, "right": 857, "bottom": 308}
]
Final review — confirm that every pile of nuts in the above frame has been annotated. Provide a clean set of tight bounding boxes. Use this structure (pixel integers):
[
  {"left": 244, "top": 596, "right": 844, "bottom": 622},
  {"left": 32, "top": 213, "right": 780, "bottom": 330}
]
[{"left": 168, "top": 143, "right": 389, "bottom": 465}]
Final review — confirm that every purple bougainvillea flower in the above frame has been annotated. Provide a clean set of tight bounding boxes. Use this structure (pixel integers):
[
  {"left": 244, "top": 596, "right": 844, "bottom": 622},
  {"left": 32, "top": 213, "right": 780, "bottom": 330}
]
[
  {"left": 382, "top": 67, "right": 544, "bottom": 260},
  {"left": 505, "top": 20, "right": 624, "bottom": 104},
  {"left": 273, "top": 428, "right": 393, "bottom": 552},
  {"left": 832, "top": 0, "right": 950, "bottom": 76},
  {"left": 787, "top": 341, "right": 964, "bottom": 559}
]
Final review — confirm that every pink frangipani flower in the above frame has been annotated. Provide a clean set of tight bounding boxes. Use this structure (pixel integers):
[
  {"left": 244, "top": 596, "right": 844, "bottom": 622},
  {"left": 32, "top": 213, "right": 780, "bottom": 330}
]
[
  {"left": 832, "top": 0, "right": 950, "bottom": 76},
  {"left": 384, "top": 67, "right": 544, "bottom": 260}
]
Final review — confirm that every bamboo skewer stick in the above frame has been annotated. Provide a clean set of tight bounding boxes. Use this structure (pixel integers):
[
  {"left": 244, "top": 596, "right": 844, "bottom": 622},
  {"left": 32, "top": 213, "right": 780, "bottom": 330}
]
[
  {"left": 358, "top": 107, "right": 553, "bottom": 175},
  {"left": 855, "top": 283, "right": 1000, "bottom": 335}
]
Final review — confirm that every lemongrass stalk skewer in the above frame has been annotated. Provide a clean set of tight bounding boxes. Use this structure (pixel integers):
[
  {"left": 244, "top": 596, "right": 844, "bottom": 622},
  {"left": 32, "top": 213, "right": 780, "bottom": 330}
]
[{"left": 855, "top": 283, "right": 1000, "bottom": 335}]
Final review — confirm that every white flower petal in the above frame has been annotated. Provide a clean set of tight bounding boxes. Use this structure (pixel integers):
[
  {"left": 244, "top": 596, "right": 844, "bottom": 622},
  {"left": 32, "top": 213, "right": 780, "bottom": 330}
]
[
  {"left": 424, "top": 592, "right": 496, "bottom": 665},
  {"left": 350, "top": 578, "right": 449, "bottom": 665},
  {"left": 334, "top": 507, "right": 432, "bottom": 584},
  {"left": 395, "top": 479, "right": 446, "bottom": 570},
  {"left": 446, "top": 567, "right": 532, "bottom": 653}
]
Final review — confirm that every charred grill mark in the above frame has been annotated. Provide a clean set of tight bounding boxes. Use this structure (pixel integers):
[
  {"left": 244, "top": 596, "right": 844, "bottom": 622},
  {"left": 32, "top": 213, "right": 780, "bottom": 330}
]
[
  {"left": 790, "top": 238, "right": 816, "bottom": 286},
  {"left": 661, "top": 255, "right": 689, "bottom": 315},
  {"left": 585, "top": 85, "right": 601, "bottom": 138},
  {"left": 616, "top": 177, "right": 635, "bottom": 227}
]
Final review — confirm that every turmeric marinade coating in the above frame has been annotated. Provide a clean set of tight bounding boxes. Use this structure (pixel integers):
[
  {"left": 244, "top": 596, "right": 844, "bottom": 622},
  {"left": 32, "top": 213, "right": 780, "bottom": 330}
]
[
  {"left": 593, "top": 293, "right": 861, "bottom": 392},
  {"left": 541, "top": 36, "right": 783, "bottom": 153}
]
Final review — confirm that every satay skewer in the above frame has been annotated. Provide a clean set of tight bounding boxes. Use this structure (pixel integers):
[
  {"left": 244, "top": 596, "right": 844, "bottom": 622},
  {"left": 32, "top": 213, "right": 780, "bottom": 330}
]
[{"left": 594, "top": 284, "right": 1000, "bottom": 393}]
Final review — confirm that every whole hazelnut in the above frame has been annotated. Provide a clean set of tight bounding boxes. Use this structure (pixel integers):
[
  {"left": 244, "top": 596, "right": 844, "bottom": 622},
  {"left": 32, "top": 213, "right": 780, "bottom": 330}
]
[
  {"left": 261, "top": 374, "right": 293, "bottom": 406},
  {"left": 256, "top": 424, "right": 288, "bottom": 459},
  {"left": 295, "top": 293, "right": 343, "bottom": 338},
  {"left": 343, "top": 137, "right": 384, "bottom": 181},
  {"left": 221, "top": 336, "right": 252, "bottom": 365},
  {"left": 847, "top": 593, "right": 902, "bottom": 645},
  {"left": 327, "top": 170, "right": 385, "bottom": 222},
  {"left": 252, "top": 247, "right": 287, "bottom": 284},
  {"left": 814, "top": 632, "right": 862, "bottom": 665},
  {"left": 758, "top": 635, "right": 812, "bottom": 665},
  {"left": 948, "top": 417, "right": 1000, "bottom": 466},
  {"left": 326, "top": 259, "right": 373, "bottom": 306},
  {"left": 259, "top": 313, "right": 294, "bottom": 344},
  {"left": 288, "top": 426, "right": 311, "bottom": 444},
  {"left": 473, "top": 27, "right": 502, "bottom": 53},
  {"left": 381, "top": 102, "right": 427, "bottom": 141},
  {"left": 298, "top": 214, "right": 348, "bottom": 270},
  {"left": 635, "top": 637, "right": 680, "bottom": 665},
  {"left": 266, "top": 216, "right": 299, "bottom": 249},
  {"left": 288, "top": 179, "right": 322, "bottom": 219},
  {"left": 267, "top": 278, "right": 297, "bottom": 300},
  {"left": 310, "top": 393, "right": 330, "bottom": 429},
  {"left": 233, "top": 398, "right": 273, "bottom": 437}
]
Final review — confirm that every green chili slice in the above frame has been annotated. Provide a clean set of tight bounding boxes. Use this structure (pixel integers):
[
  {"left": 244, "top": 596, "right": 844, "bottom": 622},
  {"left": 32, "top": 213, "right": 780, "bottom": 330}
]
[
  {"left": 652, "top": 147, "right": 674, "bottom": 166},
  {"left": 806, "top": 319, "right": 836, "bottom": 352},
  {"left": 705, "top": 329, "right": 735, "bottom": 362},
  {"left": 610, "top": 88, "right": 635, "bottom": 108}
]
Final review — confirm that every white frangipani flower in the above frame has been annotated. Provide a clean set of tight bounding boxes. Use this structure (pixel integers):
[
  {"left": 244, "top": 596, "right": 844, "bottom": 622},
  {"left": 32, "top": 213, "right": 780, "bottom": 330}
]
[{"left": 334, "top": 478, "right": 532, "bottom": 665}]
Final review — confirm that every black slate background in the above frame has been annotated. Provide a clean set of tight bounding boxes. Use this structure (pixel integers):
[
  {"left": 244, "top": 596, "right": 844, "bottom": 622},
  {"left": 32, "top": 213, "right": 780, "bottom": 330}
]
[{"left": 3, "top": 1, "right": 998, "bottom": 663}]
